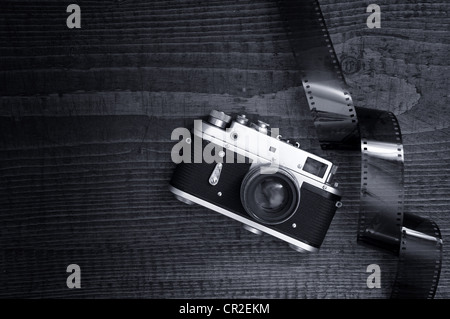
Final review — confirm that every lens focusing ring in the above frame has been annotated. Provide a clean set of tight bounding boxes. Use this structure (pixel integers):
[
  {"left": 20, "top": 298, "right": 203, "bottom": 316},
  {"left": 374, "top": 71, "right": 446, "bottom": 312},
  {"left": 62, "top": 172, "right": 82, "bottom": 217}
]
[{"left": 240, "top": 166, "right": 300, "bottom": 225}]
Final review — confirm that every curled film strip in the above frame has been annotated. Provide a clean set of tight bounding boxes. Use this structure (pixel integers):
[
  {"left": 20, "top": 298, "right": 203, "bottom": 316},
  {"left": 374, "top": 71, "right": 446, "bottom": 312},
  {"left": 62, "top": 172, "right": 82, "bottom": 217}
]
[{"left": 277, "top": 0, "right": 443, "bottom": 298}]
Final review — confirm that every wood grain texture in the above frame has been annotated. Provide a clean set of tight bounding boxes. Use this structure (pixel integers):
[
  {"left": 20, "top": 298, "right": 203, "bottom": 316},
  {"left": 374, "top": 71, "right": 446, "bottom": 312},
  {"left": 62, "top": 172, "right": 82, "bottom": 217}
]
[{"left": 0, "top": 0, "right": 449, "bottom": 298}]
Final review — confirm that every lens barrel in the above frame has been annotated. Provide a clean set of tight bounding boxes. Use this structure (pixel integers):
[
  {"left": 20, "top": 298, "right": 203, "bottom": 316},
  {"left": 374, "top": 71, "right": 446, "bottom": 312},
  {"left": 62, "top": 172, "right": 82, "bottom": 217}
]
[{"left": 240, "top": 166, "right": 300, "bottom": 225}]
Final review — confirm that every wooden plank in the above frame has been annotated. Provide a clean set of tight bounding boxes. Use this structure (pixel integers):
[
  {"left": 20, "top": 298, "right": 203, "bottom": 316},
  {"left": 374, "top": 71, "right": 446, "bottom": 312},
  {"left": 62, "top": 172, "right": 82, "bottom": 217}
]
[{"left": 0, "top": 0, "right": 449, "bottom": 298}]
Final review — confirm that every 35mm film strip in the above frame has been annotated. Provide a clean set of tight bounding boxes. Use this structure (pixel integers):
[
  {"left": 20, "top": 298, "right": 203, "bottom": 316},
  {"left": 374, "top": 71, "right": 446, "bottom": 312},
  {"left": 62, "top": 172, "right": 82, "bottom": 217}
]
[{"left": 277, "top": 0, "right": 443, "bottom": 298}]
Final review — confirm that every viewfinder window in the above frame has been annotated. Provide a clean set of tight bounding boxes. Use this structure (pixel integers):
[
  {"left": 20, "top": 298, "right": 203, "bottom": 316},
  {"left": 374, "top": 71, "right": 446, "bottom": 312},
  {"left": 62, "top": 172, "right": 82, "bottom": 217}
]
[{"left": 303, "top": 157, "right": 328, "bottom": 178}]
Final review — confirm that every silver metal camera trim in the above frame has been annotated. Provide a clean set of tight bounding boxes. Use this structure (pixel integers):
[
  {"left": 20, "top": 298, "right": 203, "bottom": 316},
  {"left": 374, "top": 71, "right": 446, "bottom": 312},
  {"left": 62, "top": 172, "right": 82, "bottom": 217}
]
[
  {"left": 169, "top": 185, "right": 319, "bottom": 253},
  {"left": 195, "top": 120, "right": 341, "bottom": 196}
]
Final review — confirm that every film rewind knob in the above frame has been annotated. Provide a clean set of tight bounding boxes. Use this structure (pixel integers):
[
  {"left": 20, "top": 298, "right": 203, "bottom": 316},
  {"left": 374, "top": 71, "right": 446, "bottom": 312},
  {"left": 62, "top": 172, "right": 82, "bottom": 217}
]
[{"left": 208, "top": 110, "right": 232, "bottom": 128}]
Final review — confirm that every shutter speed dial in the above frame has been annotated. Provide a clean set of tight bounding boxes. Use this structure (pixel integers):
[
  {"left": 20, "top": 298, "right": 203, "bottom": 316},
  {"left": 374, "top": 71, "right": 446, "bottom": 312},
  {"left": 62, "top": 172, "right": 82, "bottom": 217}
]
[{"left": 251, "top": 120, "right": 270, "bottom": 134}]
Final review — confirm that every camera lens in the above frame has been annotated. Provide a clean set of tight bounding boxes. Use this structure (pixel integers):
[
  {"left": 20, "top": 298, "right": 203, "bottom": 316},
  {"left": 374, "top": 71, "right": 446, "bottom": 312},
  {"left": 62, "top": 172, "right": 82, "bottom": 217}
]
[
  {"left": 254, "top": 179, "right": 288, "bottom": 211},
  {"left": 241, "top": 166, "right": 300, "bottom": 225}
]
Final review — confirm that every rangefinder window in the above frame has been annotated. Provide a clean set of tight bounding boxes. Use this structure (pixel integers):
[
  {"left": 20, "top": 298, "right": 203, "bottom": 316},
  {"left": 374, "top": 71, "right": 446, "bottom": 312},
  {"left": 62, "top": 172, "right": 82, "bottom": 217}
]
[{"left": 303, "top": 157, "right": 328, "bottom": 178}]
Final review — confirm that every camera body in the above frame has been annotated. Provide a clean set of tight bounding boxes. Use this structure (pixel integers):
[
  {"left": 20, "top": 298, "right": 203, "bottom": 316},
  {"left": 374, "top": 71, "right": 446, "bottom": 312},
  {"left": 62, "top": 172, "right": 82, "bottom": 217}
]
[{"left": 169, "top": 110, "right": 342, "bottom": 253}]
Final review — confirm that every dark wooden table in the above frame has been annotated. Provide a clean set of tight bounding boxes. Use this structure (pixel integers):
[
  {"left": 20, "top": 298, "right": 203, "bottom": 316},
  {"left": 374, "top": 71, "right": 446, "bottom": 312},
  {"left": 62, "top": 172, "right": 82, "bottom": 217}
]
[{"left": 0, "top": 0, "right": 449, "bottom": 298}]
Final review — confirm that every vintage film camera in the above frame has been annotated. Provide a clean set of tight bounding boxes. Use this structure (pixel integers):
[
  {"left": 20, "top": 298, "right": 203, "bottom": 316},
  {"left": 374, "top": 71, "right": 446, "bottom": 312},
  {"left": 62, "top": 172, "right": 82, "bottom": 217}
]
[{"left": 169, "top": 110, "right": 342, "bottom": 253}]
